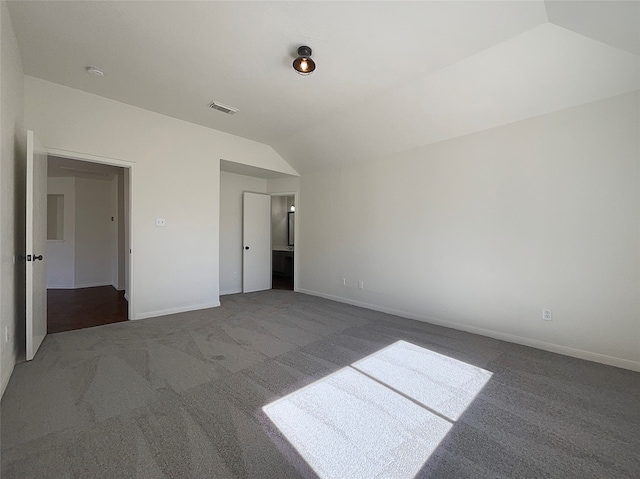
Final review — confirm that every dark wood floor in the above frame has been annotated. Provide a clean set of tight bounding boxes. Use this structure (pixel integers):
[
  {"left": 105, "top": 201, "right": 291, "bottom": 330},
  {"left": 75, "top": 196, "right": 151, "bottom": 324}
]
[
  {"left": 47, "top": 286, "right": 128, "bottom": 333},
  {"left": 272, "top": 275, "right": 294, "bottom": 290}
]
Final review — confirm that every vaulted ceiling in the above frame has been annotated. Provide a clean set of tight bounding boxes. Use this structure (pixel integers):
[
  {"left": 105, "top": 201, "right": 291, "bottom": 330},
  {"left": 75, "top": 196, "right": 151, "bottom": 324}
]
[{"left": 8, "top": 1, "right": 640, "bottom": 174}]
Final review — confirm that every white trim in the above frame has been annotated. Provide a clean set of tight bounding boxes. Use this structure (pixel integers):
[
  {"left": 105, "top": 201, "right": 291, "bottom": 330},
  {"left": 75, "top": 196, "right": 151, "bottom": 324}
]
[
  {"left": 297, "top": 289, "right": 640, "bottom": 372},
  {"left": 43, "top": 146, "right": 136, "bottom": 321},
  {"left": 220, "top": 288, "right": 242, "bottom": 296},
  {"left": 73, "top": 281, "right": 112, "bottom": 289},
  {"left": 45, "top": 147, "right": 133, "bottom": 169},
  {"left": 134, "top": 301, "right": 221, "bottom": 320}
]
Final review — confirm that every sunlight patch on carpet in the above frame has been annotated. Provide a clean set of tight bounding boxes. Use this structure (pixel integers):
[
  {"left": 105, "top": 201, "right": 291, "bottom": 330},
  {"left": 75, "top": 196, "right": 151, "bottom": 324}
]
[
  {"left": 353, "top": 340, "right": 493, "bottom": 421},
  {"left": 263, "top": 341, "right": 492, "bottom": 478}
]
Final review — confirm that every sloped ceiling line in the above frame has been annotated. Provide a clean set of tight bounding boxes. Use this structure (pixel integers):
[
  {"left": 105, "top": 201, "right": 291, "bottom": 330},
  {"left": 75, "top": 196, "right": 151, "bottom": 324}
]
[{"left": 8, "top": 1, "right": 639, "bottom": 174}]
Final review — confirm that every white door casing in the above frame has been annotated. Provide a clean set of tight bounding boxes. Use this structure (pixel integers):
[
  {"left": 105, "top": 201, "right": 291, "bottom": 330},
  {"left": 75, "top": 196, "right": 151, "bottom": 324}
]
[
  {"left": 26, "top": 130, "right": 48, "bottom": 360},
  {"left": 242, "top": 192, "right": 271, "bottom": 293}
]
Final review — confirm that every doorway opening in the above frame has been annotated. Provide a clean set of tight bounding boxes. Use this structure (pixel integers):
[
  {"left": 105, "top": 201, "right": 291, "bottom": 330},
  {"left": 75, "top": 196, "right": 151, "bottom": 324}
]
[
  {"left": 271, "top": 194, "right": 294, "bottom": 291},
  {"left": 219, "top": 160, "right": 299, "bottom": 297},
  {"left": 46, "top": 156, "right": 130, "bottom": 333}
]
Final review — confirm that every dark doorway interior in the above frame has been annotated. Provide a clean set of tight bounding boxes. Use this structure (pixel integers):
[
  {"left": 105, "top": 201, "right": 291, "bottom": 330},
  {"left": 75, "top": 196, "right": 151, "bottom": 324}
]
[
  {"left": 271, "top": 194, "right": 295, "bottom": 291},
  {"left": 272, "top": 249, "right": 294, "bottom": 291},
  {"left": 47, "top": 286, "right": 127, "bottom": 333},
  {"left": 272, "top": 274, "right": 293, "bottom": 291}
]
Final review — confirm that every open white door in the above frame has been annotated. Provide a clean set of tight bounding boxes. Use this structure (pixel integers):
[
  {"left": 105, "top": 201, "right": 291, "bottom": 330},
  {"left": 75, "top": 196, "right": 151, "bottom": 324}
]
[
  {"left": 26, "top": 130, "right": 47, "bottom": 360},
  {"left": 242, "top": 192, "right": 271, "bottom": 292}
]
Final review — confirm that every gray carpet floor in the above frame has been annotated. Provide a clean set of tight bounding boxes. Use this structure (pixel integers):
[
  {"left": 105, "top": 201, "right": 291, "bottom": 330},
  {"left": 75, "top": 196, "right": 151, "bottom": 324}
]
[{"left": 1, "top": 291, "right": 639, "bottom": 478}]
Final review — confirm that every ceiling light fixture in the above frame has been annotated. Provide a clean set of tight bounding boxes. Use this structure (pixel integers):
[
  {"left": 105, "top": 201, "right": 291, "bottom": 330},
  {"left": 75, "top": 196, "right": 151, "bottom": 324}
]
[
  {"left": 292, "top": 46, "right": 316, "bottom": 76},
  {"left": 86, "top": 66, "right": 104, "bottom": 77}
]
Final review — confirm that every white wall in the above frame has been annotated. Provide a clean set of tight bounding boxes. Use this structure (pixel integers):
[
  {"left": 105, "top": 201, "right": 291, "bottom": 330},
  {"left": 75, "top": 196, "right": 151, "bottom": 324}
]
[
  {"left": 75, "top": 177, "right": 114, "bottom": 288},
  {"left": 25, "top": 76, "right": 297, "bottom": 319},
  {"left": 266, "top": 177, "right": 301, "bottom": 196},
  {"left": 0, "top": 0, "right": 25, "bottom": 397},
  {"left": 46, "top": 175, "right": 122, "bottom": 290},
  {"left": 46, "top": 177, "right": 75, "bottom": 288},
  {"left": 299, "top": 91, "right": 640, "bottom": 371},
  {"left": 219, "top": 171, "right": 267, "bottom": 295}
]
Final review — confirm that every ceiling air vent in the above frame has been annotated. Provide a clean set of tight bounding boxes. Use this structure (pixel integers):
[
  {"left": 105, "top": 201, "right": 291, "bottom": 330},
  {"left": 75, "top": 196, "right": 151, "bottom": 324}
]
[{"left": 208, "top": 101, "right": 239, "bottom": 115}]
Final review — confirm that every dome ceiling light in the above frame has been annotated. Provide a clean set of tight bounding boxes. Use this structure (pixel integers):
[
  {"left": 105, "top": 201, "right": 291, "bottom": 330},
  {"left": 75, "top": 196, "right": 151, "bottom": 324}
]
[{"left": 292, "top": 46, "right": 316, "bottom": 76}]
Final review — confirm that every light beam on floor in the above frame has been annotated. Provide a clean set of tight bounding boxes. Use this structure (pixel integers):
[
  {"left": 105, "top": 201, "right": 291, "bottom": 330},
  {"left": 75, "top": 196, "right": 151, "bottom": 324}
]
[{"left": 263, "top": 340, "right": 492, "bottom": 479}]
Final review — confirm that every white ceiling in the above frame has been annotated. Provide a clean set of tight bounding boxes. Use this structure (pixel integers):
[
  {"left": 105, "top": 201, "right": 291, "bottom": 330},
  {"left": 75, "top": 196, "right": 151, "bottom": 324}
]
[{"left": 8, "top": 1, "right": 640, "bottom": 174}]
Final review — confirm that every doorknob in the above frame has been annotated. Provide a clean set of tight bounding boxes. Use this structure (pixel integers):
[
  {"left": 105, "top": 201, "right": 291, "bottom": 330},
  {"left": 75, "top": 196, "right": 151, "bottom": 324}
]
[
  {"left": 244, "top": 246, "right": 250, "bottom": 250},
  {"left": 33, "top": 255, "right": 43, "bottom": 261}
]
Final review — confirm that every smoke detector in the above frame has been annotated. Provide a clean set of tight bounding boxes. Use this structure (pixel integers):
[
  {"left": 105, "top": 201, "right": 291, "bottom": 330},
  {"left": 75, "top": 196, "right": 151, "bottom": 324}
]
[
  {"left": 86, "top": 66, "right": 104, "bottom": 77},
  {"left": 208, "top": 101, "right": 239, "bottom": 115}
]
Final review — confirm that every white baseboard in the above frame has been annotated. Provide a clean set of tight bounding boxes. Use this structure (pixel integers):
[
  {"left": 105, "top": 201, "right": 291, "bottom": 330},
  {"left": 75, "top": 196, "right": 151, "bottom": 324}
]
[
  {"left": 46, "top": 284, "right": 75, "bottom": 289},
  {"left": 134, "top": 301, "right": 221, "bottom": 320},
  {"left": 73, "top": 281, "right": 112, "bottom": 289},
  {"left": 220, "top": 288, "right": 242, "bottom": 296},
  {"left": 48, "top": 282, "right": 113, "bottom": 290},
  {"left": 298, "top": 288, "right": 640, "bottom": 372}
]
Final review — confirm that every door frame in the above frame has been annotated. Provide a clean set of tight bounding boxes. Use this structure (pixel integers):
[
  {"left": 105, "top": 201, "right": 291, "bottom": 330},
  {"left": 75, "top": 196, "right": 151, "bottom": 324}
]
[
  {"left": 269, "top": 191, "right": 299, "bottom": 292},
  {"left": 44, "top": 147, "right": 136, "bottom": 320}
]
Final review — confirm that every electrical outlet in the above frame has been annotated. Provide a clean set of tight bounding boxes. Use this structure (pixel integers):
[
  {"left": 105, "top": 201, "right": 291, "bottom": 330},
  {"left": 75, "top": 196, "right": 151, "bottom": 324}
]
[
  {"left": 358, "top": 280, "right": 364, "bottom": 290},
  {"left": 543, "top": 309, "right": 552, "bottom": 321},
  {"left": 341, "top": 278, "right": 346, "bottom": 286},
  {"left": 155, "top": 218, "right": 166, "bottom": 227}
]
